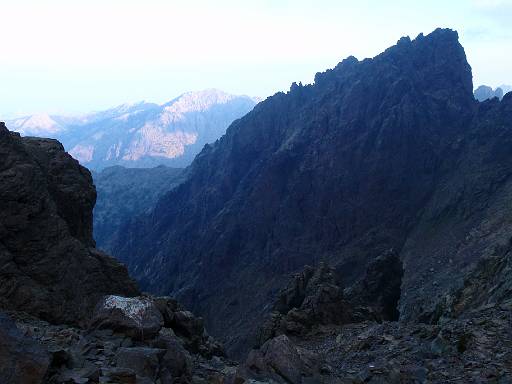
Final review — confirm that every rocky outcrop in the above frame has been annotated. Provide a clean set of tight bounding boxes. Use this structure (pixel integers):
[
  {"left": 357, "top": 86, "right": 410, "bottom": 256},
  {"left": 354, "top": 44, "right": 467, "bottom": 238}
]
[
  {"left": 258, "top": 255, "right": 403, "bottom": 346},
  {"left": 345, "top": 250, "right": 403, "bottom": 322},
  {"left": 241, "top": 335, "right": 320, "bottom": 384},
  {"left": 474, "top": 85, "right": 504, "bottom": 101},
  {"left": 239, "top": 254, "right": 511, "bottom": 383},
  {"left": 257, "top": 263, "right": 350, "bottom": 344},
  {"left": 0, "top": 122, "right": 138, "bottom": 325},
  {"left": 113, "top": 29, "right": 512, "bottom": 356},
  {"left": 92, "top": 165, "right": 184, "bottom": 252}
]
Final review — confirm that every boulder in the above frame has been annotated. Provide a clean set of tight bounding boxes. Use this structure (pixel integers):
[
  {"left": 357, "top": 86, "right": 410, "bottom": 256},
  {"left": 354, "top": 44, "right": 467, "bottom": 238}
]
[
  {"left": 260, "top": 335, "right": 304, "bottom": 383},
  {"left": 115, "top": 347, "right": 165, "bottom": 381},
  {"left": 243, "top": 334, "right": 317, "bottom": 384},
  {"left": 153, "top": 296, "right": 182, "bottom": 328},
  {"left": 172, "top": 310, "right": 204, "bottom": 338},
  {"left": 90, "top": 296, "right": 163, "bottom": 340},
  {"left": 151, "top": 328, "right": 192, "bottom": 379}
]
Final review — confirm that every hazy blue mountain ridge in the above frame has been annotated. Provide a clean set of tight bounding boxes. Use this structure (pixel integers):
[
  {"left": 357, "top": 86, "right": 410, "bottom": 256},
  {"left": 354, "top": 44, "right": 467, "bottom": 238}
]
[{"left": 6, "top": 89, "right": 258, "bottom": 170}]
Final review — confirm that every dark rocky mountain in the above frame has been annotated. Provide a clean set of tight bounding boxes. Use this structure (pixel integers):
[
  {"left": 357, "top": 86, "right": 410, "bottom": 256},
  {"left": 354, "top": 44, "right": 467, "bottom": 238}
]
[
  {"left": 6, "top": 89, "right": 258, "bottom": 170},
  {"left": 92, "top": 165, "right": 184, "bottom": 252},
  {"left": 474, "top": 84, "right": 504, "bottom": 101},
  {"left": 112, "top": 28, "right": 512, "bottom": 360},
  {"left": 0, "top": 122, "right": 138, "bottom": 325}
]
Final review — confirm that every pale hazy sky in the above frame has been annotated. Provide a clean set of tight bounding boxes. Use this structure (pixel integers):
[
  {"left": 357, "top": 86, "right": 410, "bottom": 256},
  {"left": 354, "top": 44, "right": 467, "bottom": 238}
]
[{"left": 0, "top": 0, "right": 511, "bottom": 117}]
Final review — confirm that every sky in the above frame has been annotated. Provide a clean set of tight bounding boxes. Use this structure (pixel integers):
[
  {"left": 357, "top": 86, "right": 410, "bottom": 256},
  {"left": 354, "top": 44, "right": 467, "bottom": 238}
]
[{"left": 0, "top": 0, "right": 511, "bottom": 118}]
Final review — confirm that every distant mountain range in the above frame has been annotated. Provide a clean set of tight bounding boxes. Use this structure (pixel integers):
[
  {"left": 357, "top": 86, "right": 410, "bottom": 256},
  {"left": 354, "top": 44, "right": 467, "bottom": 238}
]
[
  {"left": 6, "top": 89, "right": 259, "bottom": 170},
  {"left": 499, "top": 84, "right": 512, "bottom": 94},
  {"left": 474, "top": 84, "right": 511, "bottom": 101}
]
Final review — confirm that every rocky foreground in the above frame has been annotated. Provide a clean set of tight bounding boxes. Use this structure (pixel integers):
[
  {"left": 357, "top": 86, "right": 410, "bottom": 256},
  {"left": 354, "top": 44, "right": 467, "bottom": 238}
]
[
  {"left": 1, "top": 295, "right": 235, "bottom": 383},
  {"left": 2, "top": 249, "right": 510, "bottom": 383}
]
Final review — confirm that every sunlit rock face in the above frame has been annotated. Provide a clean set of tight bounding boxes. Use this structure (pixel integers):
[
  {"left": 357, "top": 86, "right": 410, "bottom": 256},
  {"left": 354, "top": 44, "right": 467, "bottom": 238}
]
[{"left": 6, "top": 89, "right": 258, "bottom": 170}]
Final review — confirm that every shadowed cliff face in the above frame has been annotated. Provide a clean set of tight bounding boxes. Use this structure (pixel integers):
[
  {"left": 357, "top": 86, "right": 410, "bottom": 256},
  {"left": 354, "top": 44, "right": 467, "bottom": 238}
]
[
  {"left": 112, "top": 29, "right": 512, "bottom": 355},
  {"left": 0, "top": 123, "right": 139, "bottom": 325}
]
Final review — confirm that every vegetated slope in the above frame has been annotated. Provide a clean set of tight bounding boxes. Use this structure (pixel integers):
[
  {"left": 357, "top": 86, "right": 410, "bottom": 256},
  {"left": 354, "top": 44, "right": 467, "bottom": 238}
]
[
  {"left": 113, "top": 28, "right": 512, "bottom": 356},
  {"left": 92, "top": 165, "right": 184, "bottom": 252},
  {"left": 7, "top": 89, "right": 258, "bottom": 170}
]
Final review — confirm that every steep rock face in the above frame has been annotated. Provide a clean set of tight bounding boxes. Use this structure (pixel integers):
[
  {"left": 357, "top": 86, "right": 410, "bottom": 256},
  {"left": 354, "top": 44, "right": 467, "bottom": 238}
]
[
  {"left": 92, "top": 165, "right": 184, "bottom": 252},
  {"left": 399, "top": 93, "right": 512, "bottom": 322},
  {"left": 113, "top": 29, "right": 512, "bottom": 355},
  {"left": 7, "top": 90, "right": 258, "bottom": 170},
  {"left": 0, "top": 123, "right": 138, "bottom": 325}
]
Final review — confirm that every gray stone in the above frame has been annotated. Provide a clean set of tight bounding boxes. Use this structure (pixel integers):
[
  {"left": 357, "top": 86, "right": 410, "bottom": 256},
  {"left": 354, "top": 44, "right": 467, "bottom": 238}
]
[
  {"left": 91, "top": 296, "right": 163, "bottom": 340},
  {"left": 116, "top": 347, "right": 165, "bottom": 381}
]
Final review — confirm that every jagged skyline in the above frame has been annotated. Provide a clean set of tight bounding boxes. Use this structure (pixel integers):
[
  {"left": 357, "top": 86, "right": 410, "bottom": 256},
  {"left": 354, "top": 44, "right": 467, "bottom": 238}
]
[{"left": 0, "top": 0, "right": 511, "bottom": 117}]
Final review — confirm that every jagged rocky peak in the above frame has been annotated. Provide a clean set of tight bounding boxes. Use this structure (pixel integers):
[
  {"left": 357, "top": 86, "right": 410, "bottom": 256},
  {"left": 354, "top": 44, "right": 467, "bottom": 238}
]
[
  {"left": 474, "top": 84, "right": 504, "bottom": 101},
  {"left": 0, "top": 122, "right": 138, "bottom": 325},
  {"left": 112, "top": 28, "right": 487, "bottom": 356}
]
